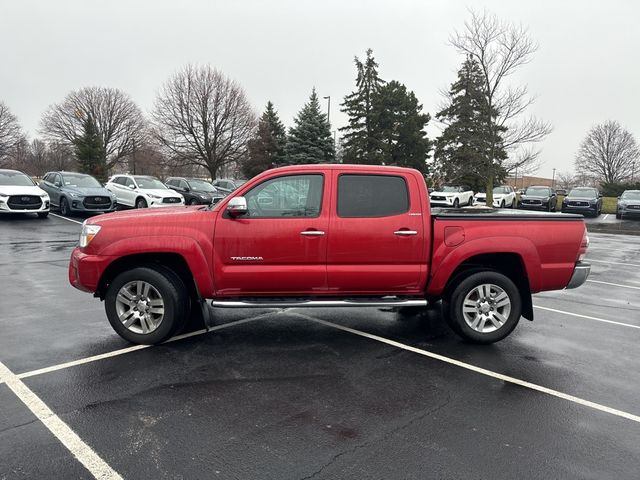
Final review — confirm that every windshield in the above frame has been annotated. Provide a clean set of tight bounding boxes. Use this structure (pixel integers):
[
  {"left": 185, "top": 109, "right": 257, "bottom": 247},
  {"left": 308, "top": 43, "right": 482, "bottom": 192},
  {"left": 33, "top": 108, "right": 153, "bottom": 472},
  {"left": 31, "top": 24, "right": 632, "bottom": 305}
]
[
  {"left": 568, "top": 188, "right": 597, "bottom": 198},
  {"left": 188, "top": 179, "right": 217, "bottom": 192},
  {"left": 621, "top": 191, "right": 640, "bottom": 200},
  {"left": 0, "top": 171, "right": 35, "bottom": 186},
  {"left": 134, "top": 176, "right": 167, "bottom": 190},
  {"left": 63, "top": 174, "right": 101, "bottom": 188},
  {"left": 493, "top": 187, "right": 508, "bottom": 194},
  {"left": 441, "top": 186, "right": 459, "bottom": 192},
  {"left": 525, "top": 187, "right": 550, "bottom": 196}
]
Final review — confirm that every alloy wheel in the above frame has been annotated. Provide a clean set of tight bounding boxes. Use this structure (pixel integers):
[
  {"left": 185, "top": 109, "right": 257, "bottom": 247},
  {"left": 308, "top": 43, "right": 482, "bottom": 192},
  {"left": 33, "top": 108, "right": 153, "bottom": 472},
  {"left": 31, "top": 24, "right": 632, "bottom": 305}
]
[
  {"left": 461, "top": 283, "right": 511, "bottom": 333},
  {"left": 115, "top": 280, "right": 165, "bottom": 334}
]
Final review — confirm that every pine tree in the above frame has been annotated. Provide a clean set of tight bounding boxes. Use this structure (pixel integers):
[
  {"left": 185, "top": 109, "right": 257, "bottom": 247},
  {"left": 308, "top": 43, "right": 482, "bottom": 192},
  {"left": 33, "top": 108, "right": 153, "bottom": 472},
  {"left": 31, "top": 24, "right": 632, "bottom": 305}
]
[
  {"left": 434, "top": 56, "right": 507, "bottom": 192},
  {"left": 374, "top": 81, "right": 432, "bottom": 175},
  {"left": 242, "top": 101, "right": 287, "bottom": 178},
  {"left": 73, "top": 114, "right": 107, "bottom": 181},
  {"left": 285, "top": 88, "right": 335, "bottom": 164},
  {"left": 339, "top": 49, "right": 385, "bottom": 164}
]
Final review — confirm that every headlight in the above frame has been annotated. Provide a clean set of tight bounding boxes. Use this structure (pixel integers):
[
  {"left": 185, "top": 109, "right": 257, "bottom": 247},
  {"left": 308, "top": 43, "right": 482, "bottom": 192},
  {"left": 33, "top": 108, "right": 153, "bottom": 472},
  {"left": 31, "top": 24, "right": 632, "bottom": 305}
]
[
  {"left": 40, "top": 194, "right": 49, "bottom": 199},
  {"left": 148, "top": 194, "right": 161, "bottom": 199},
  {"left": 79, "top": 223, "right": 101, "bottom": 248},
  {"left": 69, "top": 192, "right": 80, "bottom": 198}
]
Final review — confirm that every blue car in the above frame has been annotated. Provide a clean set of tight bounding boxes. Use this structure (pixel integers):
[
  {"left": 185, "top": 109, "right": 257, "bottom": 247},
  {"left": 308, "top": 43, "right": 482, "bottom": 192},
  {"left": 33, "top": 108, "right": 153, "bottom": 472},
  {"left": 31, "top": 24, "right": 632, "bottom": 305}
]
[{"left": 40, "top": 171, "right": 117, "bottom": 216}]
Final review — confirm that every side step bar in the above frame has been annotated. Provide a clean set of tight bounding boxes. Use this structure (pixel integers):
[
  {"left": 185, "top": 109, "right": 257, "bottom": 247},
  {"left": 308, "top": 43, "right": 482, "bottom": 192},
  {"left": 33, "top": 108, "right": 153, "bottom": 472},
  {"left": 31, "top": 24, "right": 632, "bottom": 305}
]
[{"left": 209, "top": 298, "right": 428, "bottom": 309}]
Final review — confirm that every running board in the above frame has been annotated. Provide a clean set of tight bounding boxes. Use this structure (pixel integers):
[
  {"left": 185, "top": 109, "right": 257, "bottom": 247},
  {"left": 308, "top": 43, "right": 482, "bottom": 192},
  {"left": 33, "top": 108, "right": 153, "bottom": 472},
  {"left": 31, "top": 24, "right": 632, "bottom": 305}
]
[{"left": 209, "top": 297, "right": 428, "bottom": 309}]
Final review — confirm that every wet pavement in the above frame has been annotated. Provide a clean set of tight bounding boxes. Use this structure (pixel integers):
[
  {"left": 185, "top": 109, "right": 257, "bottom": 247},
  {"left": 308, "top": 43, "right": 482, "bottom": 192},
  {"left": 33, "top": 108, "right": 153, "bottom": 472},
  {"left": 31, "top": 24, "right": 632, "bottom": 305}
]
[{"left": 1, "top": 212, "right": 639, "bottom": 479}]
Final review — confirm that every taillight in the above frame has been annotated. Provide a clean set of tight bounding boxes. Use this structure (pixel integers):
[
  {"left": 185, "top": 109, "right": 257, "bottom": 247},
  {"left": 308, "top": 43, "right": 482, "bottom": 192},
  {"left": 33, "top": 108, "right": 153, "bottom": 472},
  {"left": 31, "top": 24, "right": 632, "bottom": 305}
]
[{"left": 578, "top": 230, "right": 589, "bottom": 262}]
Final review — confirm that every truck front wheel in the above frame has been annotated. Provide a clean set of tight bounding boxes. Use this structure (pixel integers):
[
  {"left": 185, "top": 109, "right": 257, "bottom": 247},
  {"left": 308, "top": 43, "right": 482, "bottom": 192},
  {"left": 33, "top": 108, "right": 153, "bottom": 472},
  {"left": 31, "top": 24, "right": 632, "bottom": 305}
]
[
  {"left": 446, "top": 271, "right": 522, "bottom": 344},
  {"left": 105, "top": 266, "right": 189, "bottom": 344}
]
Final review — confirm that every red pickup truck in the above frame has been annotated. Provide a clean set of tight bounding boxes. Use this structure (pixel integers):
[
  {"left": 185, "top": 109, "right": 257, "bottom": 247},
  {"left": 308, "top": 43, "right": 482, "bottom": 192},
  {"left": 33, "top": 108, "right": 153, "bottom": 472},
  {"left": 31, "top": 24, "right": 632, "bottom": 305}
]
[{"left": 69, "top": 165, "right": 590, "bottom": 345}]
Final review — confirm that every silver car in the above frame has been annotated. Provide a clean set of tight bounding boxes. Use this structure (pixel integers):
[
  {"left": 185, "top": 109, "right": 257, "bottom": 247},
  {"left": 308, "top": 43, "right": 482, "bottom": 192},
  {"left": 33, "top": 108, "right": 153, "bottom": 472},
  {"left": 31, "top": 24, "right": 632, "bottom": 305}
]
[{"left": 616, "top": 190, "right": 640, "bottom": 219}]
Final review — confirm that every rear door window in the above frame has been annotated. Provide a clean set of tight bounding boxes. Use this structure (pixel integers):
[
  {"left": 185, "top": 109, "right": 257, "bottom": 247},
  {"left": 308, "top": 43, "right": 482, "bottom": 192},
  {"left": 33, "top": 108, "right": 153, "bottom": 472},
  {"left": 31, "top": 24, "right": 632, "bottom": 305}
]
[{"left": 337, "top": 174, "right": 409, "bottom": 218}]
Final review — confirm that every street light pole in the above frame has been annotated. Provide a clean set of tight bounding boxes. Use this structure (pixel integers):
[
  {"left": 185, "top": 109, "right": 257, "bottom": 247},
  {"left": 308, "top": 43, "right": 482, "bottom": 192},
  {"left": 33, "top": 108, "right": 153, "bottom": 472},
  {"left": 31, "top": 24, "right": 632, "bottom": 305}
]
[
  {"left": 552, "top": 168, "right": 556, "bottom": 189},
  {"left": 323, "top": 95, "right": 331, "bottom": 125}
]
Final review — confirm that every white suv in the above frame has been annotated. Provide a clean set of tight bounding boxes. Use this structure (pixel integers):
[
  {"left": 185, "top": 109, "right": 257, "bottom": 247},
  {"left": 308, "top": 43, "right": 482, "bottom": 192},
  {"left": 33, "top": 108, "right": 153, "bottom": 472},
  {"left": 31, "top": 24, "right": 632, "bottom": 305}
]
[
  {"left": 105, "top": 175, "right": 184, "bottom": 209},
  {"left": 429, "top": 185, "right": 474, "bottom": 208}
]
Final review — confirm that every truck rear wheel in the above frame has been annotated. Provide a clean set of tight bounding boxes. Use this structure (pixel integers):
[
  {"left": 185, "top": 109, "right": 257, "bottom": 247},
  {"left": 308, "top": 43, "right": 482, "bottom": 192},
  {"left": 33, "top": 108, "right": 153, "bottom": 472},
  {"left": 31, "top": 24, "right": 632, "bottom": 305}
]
[
  {"left": 105, "top": 266, "right": 189, "bottom": 344},
  {"left": 446, "top": 271, "right": 521, "bottom": 344}
]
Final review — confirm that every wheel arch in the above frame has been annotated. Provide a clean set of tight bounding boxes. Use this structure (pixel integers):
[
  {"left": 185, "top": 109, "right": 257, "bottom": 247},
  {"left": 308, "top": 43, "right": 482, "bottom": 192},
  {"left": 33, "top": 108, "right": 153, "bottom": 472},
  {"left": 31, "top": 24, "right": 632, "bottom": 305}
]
[
  {"left": 95, "top": 252, "right": 200, "bottom": 303},
  {"left": 438, "top": 252, "right": 534, "bottom": 321}
]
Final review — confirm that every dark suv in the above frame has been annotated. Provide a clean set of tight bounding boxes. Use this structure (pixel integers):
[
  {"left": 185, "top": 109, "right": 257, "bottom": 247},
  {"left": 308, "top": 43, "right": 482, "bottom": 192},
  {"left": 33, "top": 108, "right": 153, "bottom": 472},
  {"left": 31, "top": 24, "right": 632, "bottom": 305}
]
[
  {"left": 561, "top": 187, "right": 602, "bottom": 217},
  {"left": 40, "top": 171, "right": 116, "bottom": 216},
  {"left": 165, "top": 177, "right": 226, "bottom": 205},
  {"left": 518, "top": 186, "right": 557, "bottom": 212}
]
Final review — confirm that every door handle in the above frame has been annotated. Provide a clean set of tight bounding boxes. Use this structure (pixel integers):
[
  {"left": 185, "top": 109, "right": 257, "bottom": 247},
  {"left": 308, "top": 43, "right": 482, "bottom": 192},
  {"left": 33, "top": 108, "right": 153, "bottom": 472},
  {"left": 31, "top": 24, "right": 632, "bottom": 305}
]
[
  {"left": 300, "top": 230, "right": 325, "bottom": 236},
  {"left": 394, "top": 230, "right": 417, "bottom": 236}
]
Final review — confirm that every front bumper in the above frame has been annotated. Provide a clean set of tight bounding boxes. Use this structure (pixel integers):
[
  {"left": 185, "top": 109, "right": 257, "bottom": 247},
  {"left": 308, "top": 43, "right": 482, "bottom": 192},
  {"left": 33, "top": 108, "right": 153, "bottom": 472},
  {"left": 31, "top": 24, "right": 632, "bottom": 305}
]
[
  {"left": 0, "top": 199, "right": 50, "bottom": 213},
  {"left": 519, "top": 202, "right": 550, "bottom": 211},
  {"left": 69, "top": 247, "right": 114, "bottom": 293},
  {"left": 430, "top": 199, "right": 454, "bottom": 207},
  {"left": 562, "top": 204, "right": 597, "bottom": 214},
  {"left": 147, "top": 200, "right": 184, "bottom": 208},
  {"left": 68, "top": 198, "right": 116, "bottom": 213},
  {"left": 618, "top": 207, "right": 640, "bottom": 217},
  {"left": 566, "top": 261, "right": 590, "bottom": 289}
]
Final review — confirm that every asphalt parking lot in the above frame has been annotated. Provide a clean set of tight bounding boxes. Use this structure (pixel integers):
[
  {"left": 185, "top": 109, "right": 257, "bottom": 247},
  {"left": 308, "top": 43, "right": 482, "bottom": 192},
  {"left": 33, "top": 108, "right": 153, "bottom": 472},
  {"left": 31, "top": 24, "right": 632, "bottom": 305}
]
[{"left": 1, "top": 212, "right": 639, "bottom": 479}]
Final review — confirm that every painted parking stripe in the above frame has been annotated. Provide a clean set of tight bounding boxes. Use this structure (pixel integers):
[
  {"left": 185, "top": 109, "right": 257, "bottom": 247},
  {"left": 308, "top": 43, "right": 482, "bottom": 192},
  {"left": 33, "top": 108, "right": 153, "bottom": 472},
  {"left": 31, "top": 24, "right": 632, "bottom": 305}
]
[
  {"left": 304, "top": 316, "right": 640, "bottom": 424},
  {"left": 0, "top": 360, "right": 123, "bottom": 479},
  {"left": 15, "top": 315, "right": 270, "bottom": 381},
  {"left": 586, "top": 279, "right": 640, "bottom": 290},
  {"left": 50, "top": 212, "right": 84, "bottom": 225},
  {"left": 587, "top": 258, "right": 640, "bottom": 268},
  {"left": 533, "top": 305, "right": 640, "bottom": 329}
]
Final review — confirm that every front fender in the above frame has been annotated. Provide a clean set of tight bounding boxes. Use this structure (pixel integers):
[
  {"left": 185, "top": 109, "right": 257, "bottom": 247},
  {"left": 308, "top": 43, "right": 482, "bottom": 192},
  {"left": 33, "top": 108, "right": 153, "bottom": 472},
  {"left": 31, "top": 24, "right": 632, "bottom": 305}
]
[{"left": 99, "top": 236, "right": 215, "bottom": 297}]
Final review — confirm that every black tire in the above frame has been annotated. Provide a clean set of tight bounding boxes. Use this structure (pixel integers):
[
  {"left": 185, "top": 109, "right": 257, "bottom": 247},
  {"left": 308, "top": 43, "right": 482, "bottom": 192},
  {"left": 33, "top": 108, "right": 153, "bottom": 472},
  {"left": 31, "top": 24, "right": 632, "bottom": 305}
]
[
  {"left": 500, "top": 200, "right": 505, "bottom": 208},
  {"left": 453, "top": 198, "right": 460, "bottom": 208},
  {"left": 60, "top": 197, "right": 70, "bottom": 216},
  {"left": 468, "top": 197, "right": 473, "bottom": 206},
  {"left": 37, "top": 212, "right": 49, "bottom": 219},
  {"left": 616, "top": 213, "right": 622, "bottom": 219},
  {"left": 446, "top": 271, "right": 522, "bottom": 344},
  {"left": 189, "top": 198, "right": 199, "bottom": 205},
  {"left": 105, "top": 266, "right": 189, "bottom": 344},
  {"left": 135, "top": 197, "right": 148, "bottom": 209}
]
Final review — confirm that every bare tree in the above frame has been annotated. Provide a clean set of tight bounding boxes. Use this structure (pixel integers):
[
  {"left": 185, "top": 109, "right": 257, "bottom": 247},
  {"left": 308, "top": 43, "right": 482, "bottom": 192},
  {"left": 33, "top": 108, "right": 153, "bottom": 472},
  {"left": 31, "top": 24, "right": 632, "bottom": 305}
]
[
  {"left": 40, "top": 87, "right": 146, "bottom": 171},
  {"left": 0, "top": 101, "right": 24, "bottom": 166},
  {"left": 450, "top": 9, "right": 552, "bottom": 203},
  {"left": 555, "top": 171, "right": 575, "bottom": 191},
  {"left": 575, "top": 120, "right": 640, "bottom": 184},
  {"left": 152, "top": 64, "right": 257, "bottom": 179}
]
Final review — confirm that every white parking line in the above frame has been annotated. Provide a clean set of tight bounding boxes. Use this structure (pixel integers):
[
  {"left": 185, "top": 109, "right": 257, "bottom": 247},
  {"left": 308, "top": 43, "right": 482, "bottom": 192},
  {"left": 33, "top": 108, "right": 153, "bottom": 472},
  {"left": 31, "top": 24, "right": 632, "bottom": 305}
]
[
  {"left": 602, "top": 214, "right": 609, "bottom": 220},
  {"left": 304, "top": 316, "right": 640, "bottom": 424},
  {"left": 0, "top": 360, "right": 123, "bottom": 479},
  {"left": 14, "top": 316, "right": 268, "bottom": 381},
  {"left": 533, "top": 305, "right": 640, "bottom": 330},
  {"left": 588, "top": 258, "right": 640, "bottom": 268},
  {"left": 587, "top": 279, "right": 640, "bottom": 290},
  {"left": 50, "top": 213, "right": 83, "bottom": 225}
]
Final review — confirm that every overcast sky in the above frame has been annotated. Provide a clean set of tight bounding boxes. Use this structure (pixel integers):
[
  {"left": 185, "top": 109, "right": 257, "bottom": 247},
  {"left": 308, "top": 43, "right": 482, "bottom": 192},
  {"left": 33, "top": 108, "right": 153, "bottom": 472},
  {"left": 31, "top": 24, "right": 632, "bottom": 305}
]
[{"left": 1, "top": 0, "right": 638, "bottom": 178}]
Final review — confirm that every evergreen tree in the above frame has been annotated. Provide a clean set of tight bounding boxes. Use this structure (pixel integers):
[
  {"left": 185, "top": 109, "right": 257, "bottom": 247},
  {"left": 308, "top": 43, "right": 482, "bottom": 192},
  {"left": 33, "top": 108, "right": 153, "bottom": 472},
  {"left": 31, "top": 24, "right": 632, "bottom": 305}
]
[
  {"left": 434, "top": 56, "right": 507, "bottom": 193},
  {"left": 374, "top": 81, "right": 432, "bottom": 175},
  {"left": 73, "top": 114, "right": 107, "bottom": 181},
  {"left": 285, "top": 88, "right": 335, "bottom": 164},
  {"left": 340, "top": 49, "right": 385, "bottom": 164},
  {"left": 242, "top": 101, "right": 287, "bottom": 178}
]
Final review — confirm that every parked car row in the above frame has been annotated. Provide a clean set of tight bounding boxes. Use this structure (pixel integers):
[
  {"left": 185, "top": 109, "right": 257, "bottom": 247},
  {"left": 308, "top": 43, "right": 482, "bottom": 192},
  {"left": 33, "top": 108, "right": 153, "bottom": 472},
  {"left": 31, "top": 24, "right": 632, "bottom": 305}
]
[
  {"left": 0, "top": 168, "right": 245, "bottom": 218},
  {"left": 429, "top": 185, "right": 518, "bottom": 209}
]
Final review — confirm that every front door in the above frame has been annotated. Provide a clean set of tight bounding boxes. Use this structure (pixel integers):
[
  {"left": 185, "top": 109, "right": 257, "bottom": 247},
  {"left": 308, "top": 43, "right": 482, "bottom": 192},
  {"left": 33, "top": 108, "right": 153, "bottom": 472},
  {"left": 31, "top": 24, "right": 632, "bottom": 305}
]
[
  {"left": 327, "top": 171, "right": 427, "bottom": 294},
  {"left": 213, "top": 173, "right": 330, "bottom": 296}
]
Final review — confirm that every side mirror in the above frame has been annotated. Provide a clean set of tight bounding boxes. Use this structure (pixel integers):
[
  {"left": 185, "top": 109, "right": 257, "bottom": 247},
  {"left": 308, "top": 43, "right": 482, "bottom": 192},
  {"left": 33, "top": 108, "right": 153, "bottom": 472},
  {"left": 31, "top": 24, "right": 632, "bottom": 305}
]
[
  {"left": 227, "top": 196, "right": 248, "bottom": 217},
  {"left": 54, "top": 182, "right": 62, "bottom": 188},
  {"left": 183, "top": 187, "right": 190, "bottom": 192},
  {"left": 128, "top": 184, "right": 136, "bottom": 190},
  {"left": 598, "top": 193, "right": 603, "bottom": 198}
]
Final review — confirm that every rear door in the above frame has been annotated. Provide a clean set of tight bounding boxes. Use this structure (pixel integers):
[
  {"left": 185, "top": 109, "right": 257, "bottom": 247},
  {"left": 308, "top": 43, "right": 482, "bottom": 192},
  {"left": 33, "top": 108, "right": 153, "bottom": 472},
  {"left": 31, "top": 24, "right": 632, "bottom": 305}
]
[
  {"left": 327, "top": 170, "right": 427, "bottom": 294},
  {"left": 213, "top": 172, "right": 330, "bottom": 295}
]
